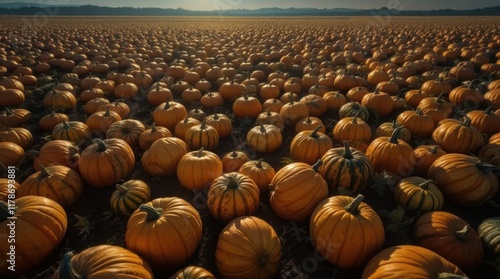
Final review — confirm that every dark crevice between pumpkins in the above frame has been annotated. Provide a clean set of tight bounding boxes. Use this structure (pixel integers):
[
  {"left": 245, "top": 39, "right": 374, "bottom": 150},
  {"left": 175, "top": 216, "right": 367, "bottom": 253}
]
[{"left": 58, "top": 251, "right": 83, "bottom": 279}]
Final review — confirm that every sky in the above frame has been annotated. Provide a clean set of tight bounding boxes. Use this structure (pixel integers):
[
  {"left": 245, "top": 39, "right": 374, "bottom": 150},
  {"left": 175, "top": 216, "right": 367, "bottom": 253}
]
[{"left": 7, "top": 0, "right": 499, "bottom": 10}]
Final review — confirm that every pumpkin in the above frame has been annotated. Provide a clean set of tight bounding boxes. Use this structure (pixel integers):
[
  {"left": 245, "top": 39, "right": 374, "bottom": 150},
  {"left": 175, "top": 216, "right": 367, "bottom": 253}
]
[
  {"left": 153, "top": 101, "right": 188, "bottom": 131},
  {"left": 294, "top": 116, "right": 325, "bottom": 134},
  {"left": 0, "top": 178, "right": 19, "bottom": 202},
  {"left": 477, "top": 217, "right": 500, "bottom": 258},
  {"left": 449, "top": 84, "right": 484, "bottom": 110},
  {"left": 97, "top": 99, "right": 130, "bottom": 119},
  {"left": 79, "top": 87, "right": 105, "bottom": 104},
  {"left": 361, "top": 245, "right": 466, "bottom": 279},
  {"left": 269, "top": 161, "right": 328, "bottom": 222},
  {"left": 432, "top": 116, "right": 484, "bottom": 154},
  {"left": 147, "top": 83, "right": 173, "bottom": 106},
  {"left": 207, "top": 172, "right": 260, "bottom": 222},
  {"left": 346, "top": 86, "right": 369, "bottom": 103},
  {"left": 299, "top": 94, "right": 328, "bottom": 117},
  {"left": 413, "top": 145, "right": 447, "bottom": 177},
  {"left": 466, "top": 106, "right": 500, "bottom": 135},
  {"left": 484, "top": 88, "right": 500, "bottom": 107},
  {"left": 246, "top": 124, "right": 282, "bottom": 154},
  {"left": 238, "top": 159, "right": 276, "bottom": 194},
  {"left": 255, "top": 109, "right": 285, "bottom": 131},
  {"left": 106, "top": 119, "right": 146, "bottom": 149},
  {"left": 361, "top": 88, "right": 394, "bottom": 117},
  {"left": 489, "top": 133, "right": 500, "bottom": 144},
  {"left": 51, "top": 121, "right": 91, "bottom": 144},
  {"left": 414, "top": 211, "right": 484, "bottom": 269},
  {"left": 78, "top": 138, "right": 135, "bottom": 188},
  {"left": 110, "top": 180, "right": 151, "bottom": 215},
  {"left": 219, "top": 79, "right": 245, "bottom": 100},
  {"left": 204, "top": 113, "right": 232, "bottom": 139},
  {"left": 290, "top": 126, "right": 332, "bottom": 165},
  {"left": 479, "top": 143, "right": 500, "bottom": 167},
  {"left": 393, "top": 176, "right": 444, "bottom": 213},
  {"left": 18, "top": 165, "right": 83, "bottom": 208},
  {"left": 55, "top": 245, "right": 153, "bottom": 279},
  {"left": 366, "top": 127, "right": 416, "bottom": 177},
  {"left": 174, "top": 117, "right": 201, "bottom": 141},
  {"left": 114, "top": 82, "right": 138, "bottom": 99},
  {"left": 215, "top": 216, "right": 281, "bottom": 279},
  {"left": 141, "top": 137, "right": 189, "bottom": 176},
  {"left": 373, "top": 120, "right": 411, "bottom": 143},
  {"left": 417, "top": 93, "right": 453, "bottom": 125},
  {"left": 200, "top": 91, "right": 224, "bottom": 109},
  {"left": 333, "top": 114, "right": 372, "bottom": 144},
  {"left": 318, "top": 141, "right": 374, "bottom": 195},
  {"left": 339, "top": 101, "right": 370, "bottom": 121},
  {"left": 169, "top": 266, "right": 215, "bottom": 279},
  {"left": 43, "top": 90, "right": 77, "bottom": 111},
  {"left": 279, "top": 99, "right": 309, "bottom": 126},
  {"left": 420, "top": 78, "right": 452, "bottom": 96},
  {"left": 138, "top": 123, "right": 172, "bottom": 152},
  {"left": 310, "top": 194, "right": 385, "bottom": 268},
  {"left": 125, "top": 197, "right": 202, "bottom": 270},
  {"left": 233, "top": 93, "right": 263, "bottom": 119},
  {"left": 395, "top": 108, "right": 435, "bottom": 139},
  {"left": 0, "top": 126, "right": 33, "bottom": 149},
  {"left": 0, "top": 141, "right": 25, "bottom": 167},
  {"left": 0, "top": 107, "right": 32, "bottom": 127},
  {"left": 221, "top": 150, "right": 249, "bottom": 173},
  {"left": 177, "top": 148, "right": 223, "bottom": 191},
  {"left": 259, "top": 83, "right": 281, "bottom": 100},
  {"left": 404, "top": 89, "right": 427, "bottom": 108},
  {"left": 323, "top": 90, "right": 347, "bottom": 110},
  {"left": 85, "top": 108, "right": 122, "bottom": 136},
  {"left": 0, "top": 196, "right": 67, "bottom": 275},
  {"left": 427, "top": 153, "right": 498, "bottom": 207},
  {"left": 33, "top": 140, "right": 80, "bottom": 170},
  {"left": 184, "top": 119, "right": 219, "bottom": 150},
  {"left": 0, "top": 88, "right": 25, "bottom": 107},
  {"left": 39, "top": 111, "right": 69, "bottom": 132},
  {"left": 262, "top": 98, "right": 284, "bottom": 113}
]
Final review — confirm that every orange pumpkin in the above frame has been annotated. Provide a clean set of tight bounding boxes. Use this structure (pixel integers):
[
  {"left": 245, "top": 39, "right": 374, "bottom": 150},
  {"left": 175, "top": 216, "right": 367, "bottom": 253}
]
[
  {"left": 51, "top": 121, "right": 91, "bottom": 144},
  {"left": 393, "top": 176, "right": 444, "bottom": 213},
  {"left": 238, "top": 159, "right": 276, "bottom": 193},
  {"left": 106, "top": 119, "right": 146, "bottom": 149},
  {"left": 138, "top": 123, "right": 172, "bottom": 151},
  {"left": 110, "top": 180, "right": 151, "bottom": 216},
  {"left": 169, "top": 266, "right": 215, "bottom": 279},
  {"left": 0, "top": 126, "right": 33, "bottom": 149},
  {"left": 177, "top": 148, "right": 223, "bottom": 191},
  {"left": 221, "top": 150, "right": 249, "bottom": 173},
  {"left": 184, "top": 119, "right": 219, "bottom": 150},
  {"left": 141, "top": 137, "right": 189, "bottom": 176},
  {"left": 153, "top": 101, "right": 188, "bottom": 131},
  {"left": 290, "top": 126, "right": 332, "bottom": 165},
  {"left": 0, "top": 178, "right": 19, "bottom": 202},
  {"left": 246, "top": 124, "right": 282, "bottom": 154},
  {"left": 174, "top": 117, "right": 201, "bottom": 141},
  {"left": 432, "top": 116, "right": 484, "bottom": 154},
  {"left": 0, "top": 141, "right": 25, "bottom": 167}
]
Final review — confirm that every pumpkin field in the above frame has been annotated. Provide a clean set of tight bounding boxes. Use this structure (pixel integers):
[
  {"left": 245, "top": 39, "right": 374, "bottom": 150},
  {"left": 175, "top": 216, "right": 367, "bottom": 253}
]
[{"left": 1, "top": 15, "right": 500, "bottom": 278}]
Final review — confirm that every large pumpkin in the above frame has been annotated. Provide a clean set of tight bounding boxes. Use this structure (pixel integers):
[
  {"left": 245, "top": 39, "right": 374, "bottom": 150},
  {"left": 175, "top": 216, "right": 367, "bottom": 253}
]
[
  {"left": 177, "top": 148, "right": 223, "bottom": 191},
  {"left": 207, "top": 172, "right": 260, "bottom": 222},
  {"left": 110, "top": 180, "right": 151, "bottom": 216},
  {"left": 432, "top": 116, "right": 484, "bottom": 154},
  {"left": 310, "top": 194, "right": 385, "bottom": 268},
  {"left": 427, "top": 153, "right": 498, "bottom": 206},
  {"left": 78, "top": 138, "right": 135, "bottom": 187},
  {"left": 141, "top": 137, "right": 189, "bottom": 176},
  {"left": 54, "top": 245, "right": 153, "bottom": 279},
  {"left": 0, "top": 196, "right": 67, "bottom": 275},
  {"left": 414, "top": 211, "right": 484, "bottom": 269},
  {"left": 18, "top": 165, "right": 83, "bottom": 208},
  {"left": 269, "top": 161, "right": 328, "bottom": 222},
  {"left": 125, "top": 197, "right": 202, "bottom": 270},
  {"left": 33, "top": 140, "right": 80, "bottom": 171},
  {"left": 318, "top": 141, "right": 374, "bottom": 194},
  {"left": 216, "top": 216, "right": 281, "bottom": 279},
  {"left": 289, "top": 126, "right": 332, "bottom": 165},
  {"left": 0, "top": 126, "right": 33, "bottom": 150},
  {"left": 361, "top": 245, "right": 466, "bottom": 279},
  {"left": 332, "top": 115, "right": 372, "bottom": 144}
]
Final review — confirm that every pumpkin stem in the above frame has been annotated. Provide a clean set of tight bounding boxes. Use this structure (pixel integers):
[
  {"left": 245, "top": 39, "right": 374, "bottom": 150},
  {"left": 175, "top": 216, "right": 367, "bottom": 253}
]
[
  {"left": 197, "top": 147, "right": 205, "bottom": 158},
  {"left": 461, "top": 115, "right": 471, "bottom": 127},
  {"left": 163, "top": 101, "right": 171, "bottom": 109},
  {"left": 39, "top": 165, "right": 50, "bottom": 178},
  {"left": 116, "top": 184, "right": 129, "bottom": 194},
  {"left": 150, "top": 123, "right": 157, "bottom": 132},
  {"left": 429, "top": 145, "right": 440, "bottom": 154},
  {"left": 266, "top": 108, "right": 272, "bottom": 116},
  {"left": 0, "top": 201, "right": 10, "bottom": 222},
  {"left": 4, "top": 107, "right": 13, "bottom": 115},
  {"left": 310, "top": 126, "right": 322, "bottom": 138},
  {"left": 476, "top": 161, "right": 500, "bottom": 173},
  {"left": 199, "top": 119, "right": 207, "bottom": 130},
  {"left": 103, "top": 108, "right": 111, "bottom": 117},
  {"left": 484, "top": 106, "right": 494, "bottom": 115},
  {"left": 92, "top": 138, "right": 107, "bottom": 152},
  {"left": 139, "top": 204, "right": 163, "bottom": 221},
  {"left": 213, "top": 113, "right": 219, "bottom": 120},
  {"left": 311, "top": 159, "right": 322, "bottom": 172},
  {"left": 389, "top": 127, "right": 403, "bottom": 144},
  {"left": 62, "top": 121, "right": 70, "bottom": 129},
  {"left": 436, "top": 272, "right": 469, "bottom": 279},
  {"left": 256, "top": 158, "right": 264, "bottom": 168},
  {"left": 58, "top": 251, "right": 83, "bottom": 279},
  {"left": 226, "top": 174, "right": 239, "bottom": 189},
  {"left": 342, "top": 141, "right": 353, "bottom": 159},
  {"left": 260, "top": 123, "right": 266, "bottom": 134},
  {"left": 455, "top": 225, "right": 471, "bottom": 241},
  {"left": 344, "top": 194, "right": 364, "bottom": 215},
  {"left": 418, "top": 180, "right": 435, "bottom": 190}
]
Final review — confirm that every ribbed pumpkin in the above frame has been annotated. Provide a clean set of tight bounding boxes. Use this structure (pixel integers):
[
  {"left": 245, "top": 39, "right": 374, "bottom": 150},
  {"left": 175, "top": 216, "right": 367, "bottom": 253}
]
[
  {"left": 477, "top": 217, "right": 500, "bottom": 258},
  {"left": 323, "top": 90, "right": 347, "bottom": 110},
  {"left": 42, "top": 90, "right": 77, "bottom": 111},
  {"left": 395, "top": 108, "right": 435, "bottom": 139},
  {"left": 0, "top": 141, "right": 25, "bottom": 167},
  {"left": 238, "top": 159, "right": 276, "bottom": 193},
  {"left": 0, "top": 107, "right": 32, "bottom": 127},
  {"left": 78, "top": 138, "right": 135, "bottom": 188},
  {"left": 361, "top": 245, "right": 466, "bottom": 279},
  {"left": 18, "top": 165, "right": 83, "bottom": 208},
  {"left": 478, "top": 143, "right": 500, "bottom": 167},
  {"left": 97, "top": 99, "right": 130, "bottom": 119},
  {"left": 54, "top": 245, "right": 153, "bottom": 279},
  {"left": 466, "top": 106, "right": 500, "bottom": 135},
  {"left": 417, "top": 94, "right": 453, "bottom": 125},
  {"left": 106, "top": 119, "right": 146, "bottom": 149},
  {"left": 177, "top": 148, "right": 223, "bottom": 191},
  {"left": 413, "top": 145, "right": 447, "bottom": 177},
  {"left": 339, "top": 102, "right": 370, "bottom": 121},
  {"left": 361, "top": 88, "right": 394, "bottom": 117},
  {"left": 204, "top": 113, "right": 232, "bottom": 139},
  {"left": 294, "top": 116, "right": 325, "bottom": 134},
  {"left": 39, "top": 111, "right": 69, "bottom": 132},
  {"left": 221, "top": 150, "right": 249, "bottom": 173},
  {"left": 0, "top": 126, "right": 33, "bottom": 149},
  {"left": 366, "top": 127, "right": 416, "bottom": 178},
  {"left": 174, "top": 117, "right": 201, "bottom": 141},
  {"left": 246, "top": 124, "right": 282, "bottom": 154},
  {"left": 373, "top": 120, "right": 411, "bottom": 144},
  {"left": 233, "top": 93, "right": 263, "bottom": 119},
  {"left": 318, "top": 141, "right": 374, "bottom": 195},
  {"left": 153, "top": 101, "right": 188, "bottom": 131},
  {"left": 85, "top": 108, "right": 121, "bottom": 136},
  {"left": 0, "top": 196, "right": 67, "bottom": 276},
  {"left": 279, "top": 98, "right": 309, "bottom": 126},
  {"left": 184, "top": 119, "right": 219, "bottom": 151},
  {"left": 256, "top": 109, "right": 285, "bottom": 131},
  {"left": 51, "top": 121, "right": 91, "bottom": 144},
  {"left": 432, "top": 116, "right": 484, "bottom": 154},
  {"left": 269, "top": 161, "right": 328, "bottom": 222},
  {"left": 125, "top": 197, "right": 202, "bottom": 270},
  {"left": 393, "top": 176, "right": 444, "bottom": 213},
  {"left": 333, "top": 115, "right": 372, "bottom": 144},
  {"left": 110, "top": 180, "right": 151, "bottom": 215},
  {"left": 138, "top": 123, "right": 172, "bottom": 152},
  {"left": 141, "top": 137, "right": 189, "bottom": 176},
  {"left": 169, "top": 266, "right": 215, "bottom": 279},
  {"left": 290, "top": 126, "right": 332, "bottom": 165},
  {"left": 0, "top": 178, "right": 19, "bottom": 202},
  {"left": 215, "top": 216, "right": 281, "bottom": 279},
  {"left": 414, "top": 211, "right": 484, "bottom": 269},
  {"left": 310, "top": 194, "right": 385, "bottom": 268},
  {"left": 207, "top": 172, "right": 260, "bottom": 222},
  {"left": 427, "top": 153, "right": 498, "bottom": 207}
]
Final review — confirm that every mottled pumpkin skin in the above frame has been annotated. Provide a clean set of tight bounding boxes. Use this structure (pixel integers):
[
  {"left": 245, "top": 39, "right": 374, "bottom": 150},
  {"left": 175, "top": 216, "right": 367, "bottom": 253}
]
[
  {"left": 207, "top": 172, "right": 260, "bottom": 222},
  {"left": 169, "top": 266, "right": 216, "bottom": 279},
  {"left": 427, "top": 153, "right": 498, "bottom": 207},
  {"left": 18, "top": 165, "right": 83, "bottom": 208},
  {"left": 361, "top": 245, "right": 466, "bottom": 279},
  {"left": 54, "top": 245, "right": 153, "bottom": 279},
  {"left": 141, "top": 137, "right": 189, "bottom": 176},
  {"left": 0, "top": 196, "right": 67, "bottom": 276},
  {"left": 414, "top": 211, "right": 484, "bottom": 269},
  {"left": 216, "top": 216, "right": 281, "bottom": 279},
  {"left": 125, "top": 197, "right": 202, "bottom": 271},
  {"left": 177, "top": 149, "right": 223, "bottom": 191},
  {"left": 110, "top": 180, "right": 151, "bottom": 215},
  {"left": 269, "top": 162, "right": 328, "bottom": 222},
  {"left": 393, "top": 177, "right": 444, "bottom": 213},
  {"left": 310, "top": 195, "right": 385, "bottom": 269},
  {"left": 318, "top": 141, "right": 374, "bottom": 195},
  {"left": 78, "top": 138, "right": 135, "bottom": 188}
]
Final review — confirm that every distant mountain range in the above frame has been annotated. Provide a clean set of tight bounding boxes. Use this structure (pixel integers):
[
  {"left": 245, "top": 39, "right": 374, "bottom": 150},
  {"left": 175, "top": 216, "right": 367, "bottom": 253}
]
[{"left": 0, "top": 3, "right": 499, "bottom": 16}]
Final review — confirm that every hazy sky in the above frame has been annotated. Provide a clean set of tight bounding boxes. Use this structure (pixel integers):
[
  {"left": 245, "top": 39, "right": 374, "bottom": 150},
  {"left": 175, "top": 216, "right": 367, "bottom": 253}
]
[{"left": 12, "top": 0, "right": 499, "bottom": 10}]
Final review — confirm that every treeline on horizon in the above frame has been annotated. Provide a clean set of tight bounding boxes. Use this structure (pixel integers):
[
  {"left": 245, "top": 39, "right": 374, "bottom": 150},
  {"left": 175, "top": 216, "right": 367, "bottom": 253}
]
[{"left": 0, "top": 5, "right": 499, "bottom": 16}]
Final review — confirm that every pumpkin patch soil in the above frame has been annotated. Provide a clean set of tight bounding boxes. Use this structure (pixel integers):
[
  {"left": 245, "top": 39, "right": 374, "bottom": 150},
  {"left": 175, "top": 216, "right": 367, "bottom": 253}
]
[{"left": 1, "top": 16, "right": 499, "bottom": 279}]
